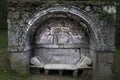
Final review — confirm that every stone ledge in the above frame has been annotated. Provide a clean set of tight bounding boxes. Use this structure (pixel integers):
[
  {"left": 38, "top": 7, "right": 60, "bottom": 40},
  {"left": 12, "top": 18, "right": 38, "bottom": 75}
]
[{"left": 30, "top": 64, "right": 92, "bottom": 70}]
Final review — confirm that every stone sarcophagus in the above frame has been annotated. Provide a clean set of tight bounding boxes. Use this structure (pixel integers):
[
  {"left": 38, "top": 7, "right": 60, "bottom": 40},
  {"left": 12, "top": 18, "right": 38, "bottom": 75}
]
[{"left": 8, "top": 1, "right": 116, "bottom": 80}]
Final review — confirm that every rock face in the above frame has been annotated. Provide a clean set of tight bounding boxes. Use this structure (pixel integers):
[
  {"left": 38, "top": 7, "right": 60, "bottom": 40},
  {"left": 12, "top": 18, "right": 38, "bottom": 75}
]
[{"left": 8, "top": 1, "right": 116, "bottom": 80}]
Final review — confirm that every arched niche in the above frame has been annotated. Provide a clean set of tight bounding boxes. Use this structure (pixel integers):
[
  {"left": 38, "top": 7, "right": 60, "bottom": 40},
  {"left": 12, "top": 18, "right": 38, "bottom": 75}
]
[
  {"left": 25, "top": 5, "right": 104, "bottom": 51},
  {"left": 24, "top": 5, "right": 104, "bottom": 69},
  {"left": 33, "top": 17, "right": 90, "bottom": 65}
]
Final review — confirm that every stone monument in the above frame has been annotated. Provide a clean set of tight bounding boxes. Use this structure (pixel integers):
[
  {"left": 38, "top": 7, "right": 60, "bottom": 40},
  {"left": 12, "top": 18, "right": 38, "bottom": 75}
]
[{"left": 8, "top": 0, "right": 116, "bottom": 80}]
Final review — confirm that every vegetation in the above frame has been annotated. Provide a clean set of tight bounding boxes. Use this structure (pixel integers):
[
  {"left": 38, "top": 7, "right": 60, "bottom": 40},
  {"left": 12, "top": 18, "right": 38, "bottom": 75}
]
[
  {"left": 0, "top": 69, "right": 28, "bottom": 80},
  {"left": 0, "top": 0, "right": 7, "bottom": 30}
]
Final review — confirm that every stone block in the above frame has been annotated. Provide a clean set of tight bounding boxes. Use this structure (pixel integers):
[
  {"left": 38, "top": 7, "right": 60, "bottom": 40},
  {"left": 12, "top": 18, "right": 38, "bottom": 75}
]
[
  {"left": 9, "top": 52, "right": 30, "bottom": 68},
  {"left": 93, "top": 52, "right": 114, "bottom": 80},
  {"left": 8, "top": 11, "right": 20, "bottom": 19}
]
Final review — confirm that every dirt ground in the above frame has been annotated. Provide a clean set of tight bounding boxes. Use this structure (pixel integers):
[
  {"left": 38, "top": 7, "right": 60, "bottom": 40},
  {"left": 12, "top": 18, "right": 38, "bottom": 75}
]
[
  {"left": 25, "top": 69, "right": 91, "bottom": 80},
  {"left": 26, "top": 74, "right": 77, "bottom": 80}
]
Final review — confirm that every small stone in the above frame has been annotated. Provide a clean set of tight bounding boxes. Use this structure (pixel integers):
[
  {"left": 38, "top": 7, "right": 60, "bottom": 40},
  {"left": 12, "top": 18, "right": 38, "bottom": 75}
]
[
  {"left": 8, "top": 12, "right": 20, "bottom": 19},
  {"left": 93, "top": 6, "right": 102, "bottom": 13},
  {"left": 103, "top": 6, "right": 116, "bottom": 14},
  {"left": 8, "top": 7, "right": 16, "bottom": 11},
  {"left": 85, "top": 6, "right": 91, "bottom": 12}
]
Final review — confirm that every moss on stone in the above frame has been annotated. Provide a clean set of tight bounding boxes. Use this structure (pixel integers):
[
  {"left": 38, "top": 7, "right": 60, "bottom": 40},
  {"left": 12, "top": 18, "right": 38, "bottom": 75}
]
[{"left": 99, "top": 11, "right": 114, "bottom": 21}]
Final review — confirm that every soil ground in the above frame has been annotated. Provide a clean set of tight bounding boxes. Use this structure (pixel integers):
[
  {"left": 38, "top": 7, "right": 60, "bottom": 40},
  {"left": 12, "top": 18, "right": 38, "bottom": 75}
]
[{"left": 26, "top": 74, "right": 76, "bottom": 80}]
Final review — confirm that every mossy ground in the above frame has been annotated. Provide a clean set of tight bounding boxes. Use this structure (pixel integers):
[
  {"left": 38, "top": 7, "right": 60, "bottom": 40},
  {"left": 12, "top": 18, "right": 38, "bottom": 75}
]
[{"left": 0, "top": 29, "right": 120, "bottom": 80}]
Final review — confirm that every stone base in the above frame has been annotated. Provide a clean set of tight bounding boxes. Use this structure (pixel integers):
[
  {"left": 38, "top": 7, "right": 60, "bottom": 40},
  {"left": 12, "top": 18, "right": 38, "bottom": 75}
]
[
  {"left": 93, "top": 51, "right": 113, "bottom": 80},
  {"left": 9, "top": 52, "right": 30, "bottom": 74}
]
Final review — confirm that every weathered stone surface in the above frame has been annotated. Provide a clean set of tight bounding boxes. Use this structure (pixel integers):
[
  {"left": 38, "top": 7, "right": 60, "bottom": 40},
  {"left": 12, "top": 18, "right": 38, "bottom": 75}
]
[
  {"left": 85, "top": 6, "right": 91, "bottom": 12},
  {"left": 94, "top": 52, "right": 114, "bottom": 80},
  {"left": 9, "top": 51, "right": 31, "bottom": 73},
  {"left": 101, "top": 27, "right": 115, "bottom": 51},
  {"left": 8, "top": 1, "right": 116, "bottom": 52},
  {"left": 8, "top": 1, "right": 116, "bottom": 80},
  {"left": 8, "top": 7, "right": 16, "bottom": 11},
  {"left": 8, "top": 11, "right": 20, "bottom": 19},
  {"left": 30, "top": 56, "right": 45, "bottom": 67},
  {"left": 10, "top": 52, "right": 30, "bottom": 68}
]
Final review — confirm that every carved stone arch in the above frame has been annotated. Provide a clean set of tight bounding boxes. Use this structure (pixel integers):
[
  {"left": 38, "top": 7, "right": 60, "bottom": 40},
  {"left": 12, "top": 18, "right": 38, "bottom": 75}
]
[{"left": 25, "top": 5, "right": 104, "bottom": 51}]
